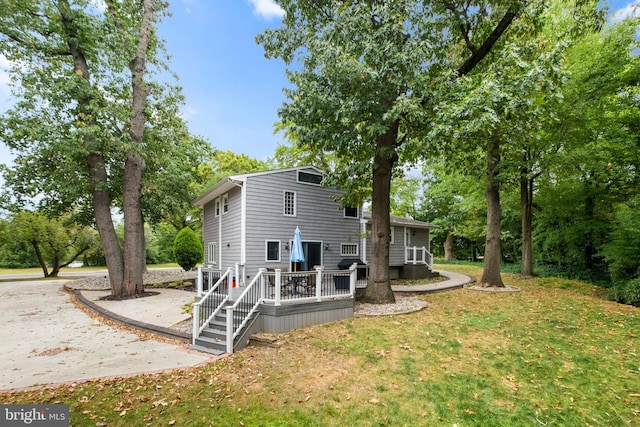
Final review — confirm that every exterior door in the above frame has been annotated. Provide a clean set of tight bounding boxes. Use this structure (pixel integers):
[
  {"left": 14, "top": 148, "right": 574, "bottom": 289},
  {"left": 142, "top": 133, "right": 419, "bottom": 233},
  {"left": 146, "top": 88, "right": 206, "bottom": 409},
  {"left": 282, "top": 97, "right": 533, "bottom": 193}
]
[{"left": 302, "top": 241, "right": 322, "bottom": 271}]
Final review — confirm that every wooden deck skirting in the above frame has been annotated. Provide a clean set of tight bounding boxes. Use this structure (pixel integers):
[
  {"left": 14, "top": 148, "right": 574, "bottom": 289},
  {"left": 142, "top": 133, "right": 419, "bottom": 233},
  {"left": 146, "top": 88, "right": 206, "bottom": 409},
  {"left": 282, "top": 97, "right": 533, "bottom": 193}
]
[{"left": 257, "top": 298, "right": 355, "bottom": 334}]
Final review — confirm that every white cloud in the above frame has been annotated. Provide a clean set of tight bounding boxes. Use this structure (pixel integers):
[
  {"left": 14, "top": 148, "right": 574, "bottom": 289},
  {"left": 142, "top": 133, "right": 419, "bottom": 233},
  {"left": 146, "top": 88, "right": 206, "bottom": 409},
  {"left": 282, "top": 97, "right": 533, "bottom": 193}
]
[
  {"left": 247, "top": 0, "right": 285, "bottom": 20},
  {"left": 612, "top": 1, "right": 640, "bottom": 22}
]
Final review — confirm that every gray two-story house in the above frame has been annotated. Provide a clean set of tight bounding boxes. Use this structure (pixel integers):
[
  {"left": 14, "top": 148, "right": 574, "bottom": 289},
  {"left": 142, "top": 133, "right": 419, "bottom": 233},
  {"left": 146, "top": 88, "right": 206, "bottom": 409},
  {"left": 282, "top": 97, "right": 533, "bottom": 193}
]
[{"left": 194, "top": 166, "right": 436, "bottom": 281}]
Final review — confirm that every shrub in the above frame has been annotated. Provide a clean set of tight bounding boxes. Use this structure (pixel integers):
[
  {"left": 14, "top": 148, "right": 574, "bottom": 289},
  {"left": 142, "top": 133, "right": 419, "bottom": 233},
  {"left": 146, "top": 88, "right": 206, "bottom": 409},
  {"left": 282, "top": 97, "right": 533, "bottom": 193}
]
[
  {"left": 172, "top": 227, "right": 203, "bottom": 271},
  {"left": 608, "top": 278, "right": 640, "bottom": 307}
]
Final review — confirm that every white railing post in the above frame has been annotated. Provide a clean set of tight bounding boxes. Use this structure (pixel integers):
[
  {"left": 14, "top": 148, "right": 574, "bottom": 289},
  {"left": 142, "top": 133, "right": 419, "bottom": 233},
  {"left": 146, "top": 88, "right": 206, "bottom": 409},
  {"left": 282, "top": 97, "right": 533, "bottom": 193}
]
[
  {"left": 350, "top": 263, "right": 357, "bottom": 296},
  {"left": 192, "top": 303, "right": 200, "bottom": 345},
  {"left": 197, "top": 266, "right": 203, "bottom": 296},
  {"left": 259, "top": 268, "right": 267, "bottom": 300},
  {"left": 413, "top": 246, "right": 418, "bottom": 265},
  {"left": 275, "top": 269, "right": 282, "bottom": 306},
  {"left": 226, "top": 306, "right": 234, "bottom": 354},
  {"left": 315, "top": 265, "right": 323, "bottom": 301}
]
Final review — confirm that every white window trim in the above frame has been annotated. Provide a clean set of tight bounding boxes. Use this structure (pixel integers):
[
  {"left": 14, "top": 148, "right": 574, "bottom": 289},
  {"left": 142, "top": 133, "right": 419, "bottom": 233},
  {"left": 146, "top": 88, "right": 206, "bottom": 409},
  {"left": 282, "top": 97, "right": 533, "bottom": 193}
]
[
  {"left": 265, "top": 240, "right": 281, "bottom": 262},
  {"left": 297, "top": 170, "right": 323, "bottom": 186},
  {"left": 390, "top": 227, "right": 395, "bottom": 244},
  {"left": 340, "top": 243, "right": 359, "bottom": 257},
  {"left": 207, "top": 242, "right": 218, "bottom": 264},
  {"left": 222, "top": 193, "right": 229, "bottom": 215},
  {"left": 344, "top": 206, "right": 359, "bottom": 219},
  {"left": 405, "top": 227, "right": 411, "bottom": 246},
  {"left": 284, "top": 190, "right": 297, "bottom": 217},
  {"left": 214, "top": 199, "right": 220, "bottom": 217}
]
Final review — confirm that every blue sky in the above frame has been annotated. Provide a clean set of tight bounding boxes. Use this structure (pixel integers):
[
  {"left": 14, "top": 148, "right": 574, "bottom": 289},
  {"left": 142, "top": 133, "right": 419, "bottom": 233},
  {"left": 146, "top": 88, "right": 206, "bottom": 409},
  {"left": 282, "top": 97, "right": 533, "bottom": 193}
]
[
  {"left": 0, "top": 0, "right": 638, "bottom": 168},
  {"left": 156, "top": 0, "right": 288, "bottom": 161}
]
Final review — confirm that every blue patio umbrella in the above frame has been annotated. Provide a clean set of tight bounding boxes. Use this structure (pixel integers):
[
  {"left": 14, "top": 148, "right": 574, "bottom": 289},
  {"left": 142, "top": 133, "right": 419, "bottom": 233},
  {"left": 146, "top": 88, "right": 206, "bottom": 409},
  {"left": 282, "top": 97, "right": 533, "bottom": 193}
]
[{"left": 290, "top": 226, "right": 305, "bottom": 271}]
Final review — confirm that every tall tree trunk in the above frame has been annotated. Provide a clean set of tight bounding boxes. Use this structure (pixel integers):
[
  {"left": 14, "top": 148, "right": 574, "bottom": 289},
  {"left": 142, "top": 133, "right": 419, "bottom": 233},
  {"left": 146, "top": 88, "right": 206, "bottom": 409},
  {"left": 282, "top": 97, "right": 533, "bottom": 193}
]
[
  {"left": 88, "top": 153, "right": 125, "bottom": 294},
  {"left": 481, "top": 140, "right": 505, "bottom": 287},
  {"left": 520, "top": 168, "right": 534, "bottom": 276},
  {"left": 361, "top": 121, "right": 399, "bottom": 304},
  {"left": 444, "top": 227, "right": 455, "bottom": 261},
  {"left": 59, "top": 0, "right": 125, "bottom": 293},
  {"left": 31, "top": 242, "right": 49, "bottom": 278},
  {"left": 109, "top": 0, "right": 154, "bottom": 298}
]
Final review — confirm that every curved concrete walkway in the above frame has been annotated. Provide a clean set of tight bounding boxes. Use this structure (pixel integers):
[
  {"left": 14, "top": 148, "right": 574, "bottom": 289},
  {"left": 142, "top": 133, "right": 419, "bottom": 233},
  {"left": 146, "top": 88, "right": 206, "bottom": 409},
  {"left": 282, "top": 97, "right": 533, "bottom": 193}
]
[{"left": 391, "top": 270, "right": 473, "bottom": 293}]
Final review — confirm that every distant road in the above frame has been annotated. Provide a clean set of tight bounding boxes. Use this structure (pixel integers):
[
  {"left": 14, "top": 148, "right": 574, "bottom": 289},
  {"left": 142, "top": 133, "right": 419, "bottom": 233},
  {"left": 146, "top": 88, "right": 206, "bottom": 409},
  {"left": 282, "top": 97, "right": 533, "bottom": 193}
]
[
  {"left": 0, "top": 269, "right": 108, "bottom": 281},
  {"left": 0, "top": 267, "right": 183, "bottom": 281}
]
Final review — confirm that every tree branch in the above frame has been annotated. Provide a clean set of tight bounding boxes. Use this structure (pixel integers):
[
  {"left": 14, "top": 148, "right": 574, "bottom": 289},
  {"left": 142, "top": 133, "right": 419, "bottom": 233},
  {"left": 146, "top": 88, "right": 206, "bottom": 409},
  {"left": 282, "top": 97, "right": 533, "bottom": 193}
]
[{"left": 457, "top": 9, "right": 518, "bottom": 77}]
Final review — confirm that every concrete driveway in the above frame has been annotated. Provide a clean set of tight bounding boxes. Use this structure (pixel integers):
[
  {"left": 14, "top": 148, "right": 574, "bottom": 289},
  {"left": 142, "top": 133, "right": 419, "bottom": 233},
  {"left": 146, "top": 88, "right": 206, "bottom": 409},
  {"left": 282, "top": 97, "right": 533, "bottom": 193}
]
[{"left": 0, "top": 279, "right": 213, "bottom": 391}]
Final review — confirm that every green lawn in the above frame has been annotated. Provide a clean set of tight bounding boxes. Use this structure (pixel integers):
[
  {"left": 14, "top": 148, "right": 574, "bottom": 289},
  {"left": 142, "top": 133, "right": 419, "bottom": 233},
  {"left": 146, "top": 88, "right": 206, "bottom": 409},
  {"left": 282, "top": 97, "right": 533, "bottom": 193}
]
[{"left": 1, "top": 264, "right": 638, "bottom": 426}]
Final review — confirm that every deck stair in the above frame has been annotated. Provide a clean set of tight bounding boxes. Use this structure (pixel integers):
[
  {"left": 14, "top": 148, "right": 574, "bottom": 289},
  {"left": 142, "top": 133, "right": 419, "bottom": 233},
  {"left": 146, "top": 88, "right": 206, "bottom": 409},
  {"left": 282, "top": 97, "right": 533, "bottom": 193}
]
[{"left": 193, "top": 302, "right": 259, "bottom": 354}]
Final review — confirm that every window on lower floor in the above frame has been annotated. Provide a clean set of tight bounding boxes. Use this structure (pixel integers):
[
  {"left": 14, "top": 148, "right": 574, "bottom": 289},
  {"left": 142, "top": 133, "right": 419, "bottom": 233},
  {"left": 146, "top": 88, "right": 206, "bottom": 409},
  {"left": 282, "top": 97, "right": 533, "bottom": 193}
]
[
  {"left": 341, "top": 243, "right": 359, "bottom": 256},
  {"left": 207, "top": 242, "right": 218, "bottom": 264},
  {"left": 266, "top": 240, "right": 281, "bottom": 262}
]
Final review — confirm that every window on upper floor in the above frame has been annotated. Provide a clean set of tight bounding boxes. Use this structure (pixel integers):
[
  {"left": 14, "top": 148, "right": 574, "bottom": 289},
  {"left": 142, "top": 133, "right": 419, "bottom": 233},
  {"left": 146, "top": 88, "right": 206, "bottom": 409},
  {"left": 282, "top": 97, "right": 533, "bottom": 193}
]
[
  {"left": 284, "top": 191, "right": 296, "bottom": 216},
  {"left": 297, "top": 170, "right": 323, "bottom": 185},
  {"left": 214, "top": 199, "right": 220, "bottom": 217},
  {"left": 344, "top": 206, "right": 359, "bottom": 218},
  {"left": 222, "top": 193, "right": 229, "bottom": 214}
]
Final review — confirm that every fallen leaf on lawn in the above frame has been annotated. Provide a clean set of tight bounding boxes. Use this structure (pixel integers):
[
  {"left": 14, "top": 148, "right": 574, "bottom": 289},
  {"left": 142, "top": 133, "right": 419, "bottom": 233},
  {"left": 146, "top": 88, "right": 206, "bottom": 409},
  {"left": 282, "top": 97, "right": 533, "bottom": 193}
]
[{"left": 369, "top": 398, "right": 379, "bottom": 404}]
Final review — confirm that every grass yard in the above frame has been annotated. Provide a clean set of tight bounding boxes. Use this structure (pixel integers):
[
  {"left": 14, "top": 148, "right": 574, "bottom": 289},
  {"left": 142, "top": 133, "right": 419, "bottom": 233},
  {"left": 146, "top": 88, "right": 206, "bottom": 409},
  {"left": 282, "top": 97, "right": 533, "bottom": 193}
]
[{"left": 1, "top": 264, "right": 638, "bottom": 426}]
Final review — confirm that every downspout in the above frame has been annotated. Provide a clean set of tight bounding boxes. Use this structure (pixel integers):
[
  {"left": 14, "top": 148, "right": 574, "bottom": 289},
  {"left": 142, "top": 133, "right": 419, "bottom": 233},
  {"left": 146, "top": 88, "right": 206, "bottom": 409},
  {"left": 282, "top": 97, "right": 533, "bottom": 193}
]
[
  {"left": 239, "top": 177, "right": 247, "bottom": 280},
  {"left": 360, "top": 217, "right": 368, "bottom": 264},
  {"left": 218, "top": 197, "right": 222, "bottom": 268}
]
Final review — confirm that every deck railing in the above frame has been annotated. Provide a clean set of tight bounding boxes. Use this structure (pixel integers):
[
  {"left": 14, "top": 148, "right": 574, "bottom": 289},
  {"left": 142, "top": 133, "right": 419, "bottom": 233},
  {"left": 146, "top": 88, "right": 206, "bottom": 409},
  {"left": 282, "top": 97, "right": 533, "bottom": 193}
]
[
  {"left": 197, "top": 266, "right": 227, "bottom": 296},
  {"left": 405, "top": 246, "right": 433, "bottom": 269},
  {"left": 224, "top": 269, "right": 266, "bottom": 353},
  {"left": 262, "top": 263, "right": 358, "bottom": 306},
  {"left": 194, "top": 263, "right": 360, "bottom": 353},
  {"left": 192, "top": 266, "right": 232, "bottom": 343}
]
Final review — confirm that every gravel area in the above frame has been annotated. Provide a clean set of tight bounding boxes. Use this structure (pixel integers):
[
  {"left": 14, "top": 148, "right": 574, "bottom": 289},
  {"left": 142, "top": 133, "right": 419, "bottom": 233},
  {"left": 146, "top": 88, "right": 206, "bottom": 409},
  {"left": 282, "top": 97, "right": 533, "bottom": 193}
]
[
  {"left": 64, "top": 269, "right": 197, "bottom": 291},
  {"left": 354, "top": 295, "right": 429, "bottom": 316}
]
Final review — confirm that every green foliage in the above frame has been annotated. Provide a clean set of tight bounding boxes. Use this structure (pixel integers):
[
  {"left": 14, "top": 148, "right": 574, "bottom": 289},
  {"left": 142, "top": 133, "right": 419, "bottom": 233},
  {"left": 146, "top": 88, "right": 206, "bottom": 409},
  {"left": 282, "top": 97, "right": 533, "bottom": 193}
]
[
  {"left": 602, "top": 197, "right": 640, "bottom": 306},
  {"left": 200, "top": 150, "right": 269, "bottom": 190},
  {"left": 2, "top": 210, "right": 100, "bottom": 276},
  {"left": 608, "top": 278, "right": 640, "bottom": 307},
  {"left": 532, "top": 16, "right": 640, "bottom": 279},
  {"left": 0, "top": 0, "right": 211, "bottom": 229},
  {"left": 172, "top": 227, "right": 202, "bottom": 272}
]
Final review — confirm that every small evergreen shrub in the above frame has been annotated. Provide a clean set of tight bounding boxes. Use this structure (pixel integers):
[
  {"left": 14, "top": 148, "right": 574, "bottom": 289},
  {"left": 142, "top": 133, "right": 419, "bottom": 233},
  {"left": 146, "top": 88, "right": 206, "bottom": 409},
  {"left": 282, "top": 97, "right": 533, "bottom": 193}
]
[{"left": 173, "top": 227, "right": 203, "bottom": 271}]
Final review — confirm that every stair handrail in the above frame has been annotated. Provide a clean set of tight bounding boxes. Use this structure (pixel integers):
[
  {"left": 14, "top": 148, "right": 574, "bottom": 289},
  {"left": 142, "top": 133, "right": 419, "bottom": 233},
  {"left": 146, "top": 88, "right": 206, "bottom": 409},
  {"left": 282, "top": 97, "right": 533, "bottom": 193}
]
[
  {"left": 225, "top": 268, "right": 266, "bottom": 353},
  {"left": 192, "top": 266, "right": 233, "bottom": 344},
  {"left": 405, "top": 246, "right": 434, "bottom": 269}
]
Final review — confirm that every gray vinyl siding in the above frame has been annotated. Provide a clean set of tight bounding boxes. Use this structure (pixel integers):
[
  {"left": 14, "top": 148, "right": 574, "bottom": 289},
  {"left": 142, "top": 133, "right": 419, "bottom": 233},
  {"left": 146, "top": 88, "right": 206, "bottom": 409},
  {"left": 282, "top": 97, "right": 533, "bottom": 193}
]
[
  {"left": 365, "top": 225, "right": 430, "bottom": 266},
  {"left": 202, "top": 199, "right": 218, "bottom": 266},
  {"left": 201, "top": 187, "right": 243, "bottom": 269},
  {"left": 412, "top": 229, "right": 431, "bottom": 252},
  {"left": 243, "top": 168, "right": 361, "bottom": 276},
  {"left": 365, "top": 225, "right": 405, "bottom": 265},
  {"left": 220, "top": 186, "right": 242, "bottom": 270}
]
